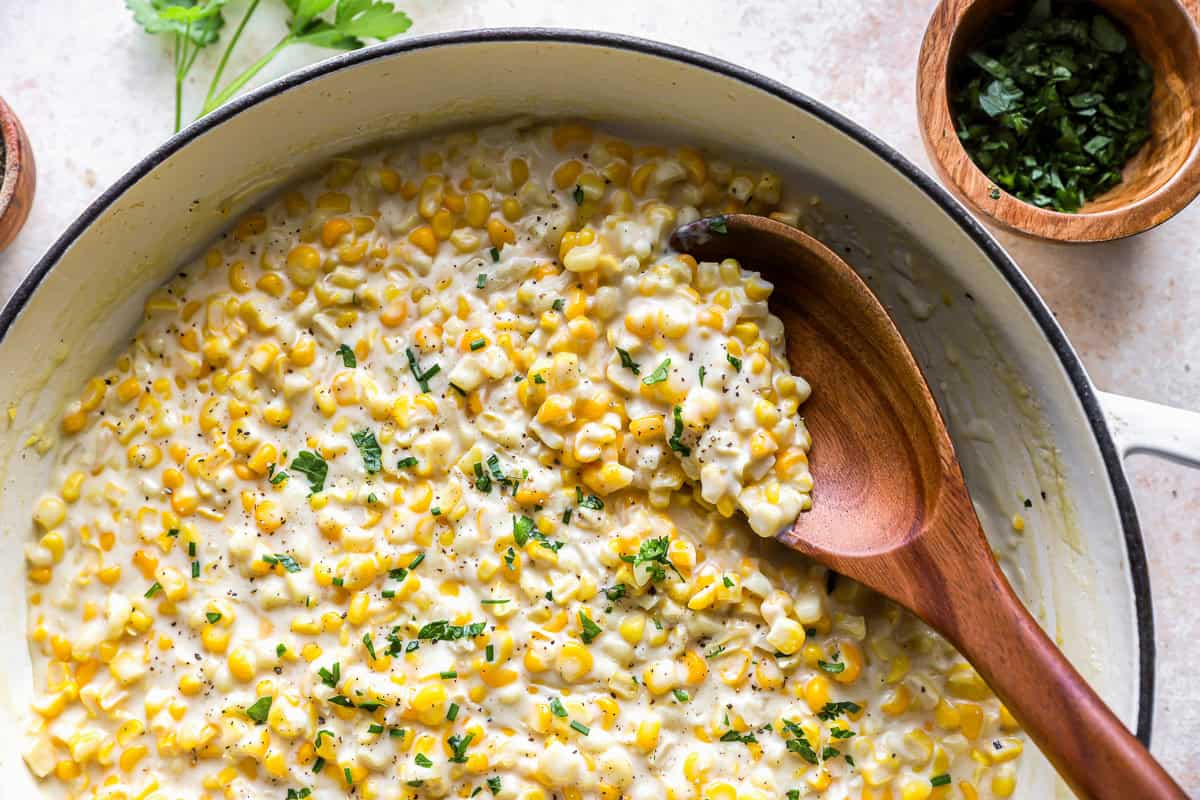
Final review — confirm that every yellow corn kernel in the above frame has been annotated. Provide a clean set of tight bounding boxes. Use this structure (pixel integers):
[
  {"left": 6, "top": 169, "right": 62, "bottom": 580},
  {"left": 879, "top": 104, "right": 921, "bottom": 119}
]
[
  {"left": 881, "top": 684, "right": 912, "bottom": 715},
  {"left": 408, "top": 225, "right": 438, "bottom": 257},
  {"left": 556, "top": 642, "right": 594, "bottom": 683},
  {"left": 619, "top": 613, "right": 645, "bottom": 645},
  {"left": 803, "top": 675, "right": 831, "bottom": 712},
  {"left": 229, "top": 648, "right": 256, "bottom": 682},
  {"left": 286, "top": 245, "right": 321, "bottom": 287},
  {"left": 486, "top": 218, "right": 515, "bottom": 247},
  {"left": 553, "top": 159, "right": 584, "bottom": 190},
  {"left": 635, "top": 718, "right": 660, "bottom": 752}
]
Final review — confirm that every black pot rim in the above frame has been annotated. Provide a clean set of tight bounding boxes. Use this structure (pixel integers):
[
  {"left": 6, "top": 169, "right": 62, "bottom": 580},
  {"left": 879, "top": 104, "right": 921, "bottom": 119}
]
[{"left": 0, "top": 27, "right": 1155, "bottom": 744}]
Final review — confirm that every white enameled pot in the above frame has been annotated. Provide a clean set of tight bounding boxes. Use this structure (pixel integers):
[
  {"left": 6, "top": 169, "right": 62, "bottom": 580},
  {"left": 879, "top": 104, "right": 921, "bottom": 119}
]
[{"left": 1, "top": 30, "right": 1198, "bottom": 798}]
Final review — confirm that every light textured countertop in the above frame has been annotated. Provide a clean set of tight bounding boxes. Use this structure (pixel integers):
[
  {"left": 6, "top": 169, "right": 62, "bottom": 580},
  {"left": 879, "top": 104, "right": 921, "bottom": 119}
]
[{"left": 2, "top": 0, "right": 1197, "bottom": 791}]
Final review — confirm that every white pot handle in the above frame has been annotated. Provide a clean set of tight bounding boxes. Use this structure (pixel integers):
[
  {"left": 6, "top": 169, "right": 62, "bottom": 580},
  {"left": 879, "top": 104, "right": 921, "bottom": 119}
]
[{"left": 1098, "top": 391, "right": 1200, "bottom": 468}]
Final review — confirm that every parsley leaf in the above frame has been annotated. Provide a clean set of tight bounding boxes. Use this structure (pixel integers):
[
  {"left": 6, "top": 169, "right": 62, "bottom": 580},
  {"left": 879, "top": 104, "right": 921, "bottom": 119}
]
[
  {"left": 245, "top": 696, "right": 272, "bottom": 724},
  {"left": 616, "top": 347, "right": 641, "bottom": 374},
  {"left": 578, "top": 610, "right": 602, "bottom": 644},
  {"left": 668, "top": 405, "right": 691, "bottom": 456},
  {"left": 351, "top": 429, "right": 382, "bottom": 473},
  {"left": 642, "top": 357, "right": 671, "bottom": 385},
  {"left": 289, "top": 450, "right": 328, "bottom": 494},
  {"left": 336, "top": 343, "right": 357, "bottom": 367}
]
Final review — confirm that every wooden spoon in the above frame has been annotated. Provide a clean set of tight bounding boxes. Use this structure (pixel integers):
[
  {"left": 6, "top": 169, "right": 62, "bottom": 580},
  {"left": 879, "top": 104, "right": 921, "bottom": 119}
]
[{"left": 670, "top": 213, "right": 1187, "bottom": 800}]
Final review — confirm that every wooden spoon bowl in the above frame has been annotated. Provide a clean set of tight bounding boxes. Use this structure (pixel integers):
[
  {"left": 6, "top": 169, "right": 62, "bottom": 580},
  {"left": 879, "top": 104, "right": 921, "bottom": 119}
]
[
  {"left": 671, "top": 213, "right": 1188, "bottom": 799},
  {"left": 0, "top": 96, "right": 36, "bottom": 253},
  {"left": 917, "top": 0, "right": 1200, "bottom": 242}
]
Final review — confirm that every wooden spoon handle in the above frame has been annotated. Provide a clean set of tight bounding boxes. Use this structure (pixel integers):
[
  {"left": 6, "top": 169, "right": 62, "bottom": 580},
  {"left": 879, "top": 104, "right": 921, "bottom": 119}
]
[{"left": 943, "top": 563, "right": 1186, "bottom": 799}]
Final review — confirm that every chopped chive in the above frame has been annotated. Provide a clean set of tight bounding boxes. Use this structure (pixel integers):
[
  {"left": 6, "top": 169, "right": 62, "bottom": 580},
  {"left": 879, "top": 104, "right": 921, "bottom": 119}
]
[
  {"left": 447, "top": 702, "right": 460, "bottom": 721},
  {"left": 549, "top": 697, "right": 568, "bottom": 718},
  {"left": 476, "top": 273, "right": 487, "bottom": 289},
  {"left": 569, "top": 720, "right": 590, "bottom": 736},
  {"left": 145, "top": 582, "right": 162, "bottom": 598}
]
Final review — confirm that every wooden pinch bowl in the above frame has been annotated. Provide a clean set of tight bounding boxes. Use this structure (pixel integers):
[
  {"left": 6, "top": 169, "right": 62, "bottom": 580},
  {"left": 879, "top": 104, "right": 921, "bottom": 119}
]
[
  {"left": 917, "top": 0, "right": 1200, "bottom": 242},
  {"left": 0, "top": 96, "right": 36, "bottom": 253}
]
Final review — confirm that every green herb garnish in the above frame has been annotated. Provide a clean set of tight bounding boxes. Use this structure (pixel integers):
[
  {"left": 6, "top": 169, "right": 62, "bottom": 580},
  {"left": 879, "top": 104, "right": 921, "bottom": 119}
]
[
  {"left": 289, "top": 450, "right": 328, "bottom": 493},
  {"left": 951, "top": 0, "right": 1153, "bottom": 212},
  {"left": 245, "top": 696, "right": 272, "bottom": 724},
  {"left": 336, "top": 343, "right": 357, "bottom": 367},
  {"left": 352, "top": 429, "right": 382, "bottom": 473},
  {"left": 642, "top": 357, "right": 671, "bottom": 385},
  {"left": 578, "top": 610, "right": 602, "bottom": 644}
]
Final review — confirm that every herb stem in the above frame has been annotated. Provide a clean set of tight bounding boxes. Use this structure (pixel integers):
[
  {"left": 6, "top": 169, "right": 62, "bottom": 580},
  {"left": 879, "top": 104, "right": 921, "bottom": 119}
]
[
  {"left": 203, "top": 35, "right": 292, "bottom": 115},
  {"left": 204, "top": 0, "right": 262, "bottom": 110}
]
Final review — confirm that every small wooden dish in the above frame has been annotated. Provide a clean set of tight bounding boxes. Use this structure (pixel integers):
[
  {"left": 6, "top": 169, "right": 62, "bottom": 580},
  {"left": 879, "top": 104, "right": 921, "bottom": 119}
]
[
  {"left": 918, "top": 0, "right": 1200, "bottom": 242},
  {"left": 0, "top": 96, "right": 36, "bottom": 253}
]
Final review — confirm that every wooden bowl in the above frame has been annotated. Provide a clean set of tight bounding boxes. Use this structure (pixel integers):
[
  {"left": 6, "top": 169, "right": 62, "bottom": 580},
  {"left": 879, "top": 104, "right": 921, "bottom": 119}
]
[
  {"left": 917, "top": 0, "right": 1200, "bottom": 242},
  {"left": 0, "top": 96, "right": 36, "bottom": 252}
]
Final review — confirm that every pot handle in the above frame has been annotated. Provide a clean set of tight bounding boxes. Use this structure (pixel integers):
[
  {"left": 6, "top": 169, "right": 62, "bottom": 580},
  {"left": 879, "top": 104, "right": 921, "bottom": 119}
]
[{"left": 1098, "top": 391, "right": 1200, "bottom": 468}]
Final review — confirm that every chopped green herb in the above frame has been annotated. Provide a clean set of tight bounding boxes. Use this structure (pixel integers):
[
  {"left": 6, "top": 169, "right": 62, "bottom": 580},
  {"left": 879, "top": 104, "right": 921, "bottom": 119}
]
[
  {"left": 417, "top": 620, "right": 486, "bottom": 641},
  {"left": 562, "top": 507, "right": 573, "bottom": 524},
  {"left": 726, "top": 351, "right": 742, "bottom": 372},
  {"left": 312, "top": 757, "right": 325, "bottom": 773},
  {"left": 817, "top": 701, "right": 862, "bottom": 720},
  {"left": 336, "top": 344, "right": 357, "bottom": 367},
  {"left": 318, "top": 662, "right": 341, "bottom": 688},
  {"left": 579, "top": 610, "right": 602, "bottom": 644},
  {"left": 604, "top": 583, "right": 628, "bottom": 602},
  {"left": 485, "top": 644, "right": 495, "bottom": 662},
  {"left": 470, "top": 338, "right": 487, "bottom": 351},
  {"left": 552, "top": 298, "right": 565, "bottom": 312},
  {"left": 578, "top": 492, "right": 604, "bottom": 510},
  {"left": 481, "top": 598, "right": 510, "bottom": 605},
  {"left": 951, "top": 0, "right": 1154, "bottom": 212},
  {"left": 264, "top": 553, "right": 302, "bottom": 573},
  {"left": 642, "top": 357, "right": 671, "bottom": 385},
  {"left": 622, "top": 536, "right": 679, "bottom": 582},
  {"left": 549, "top": 697, "right": 568, "bottom": 718},
  {"left": 668, "top": 405, "right": 691, "bottom": 456},
  {"left": 705, "top": 645, "right": 727, "bottom": 659},
  {"left": 446, "top": 701, "right": 460, "bottom": 719},
  {"left": 490, "top": 247, "right": 500, "bottom": 262},
  {"left": 363, "top": 633, "right": 376, "bottom": 660},
  {"left": 512, "top": 515, "right": 535, "bottom": 546},
  {"left": 145, "top": 582, "right": 162, "bottom": 598},
  {"left": 818, "top": 659, "right": 846, "bottom": 674},
  {"left": 277, "top": 643, "right": 287, "bottom": 657},
  {"left": 289, "top": 451, "right": 328, "bottom": 494},
  {"left": 397, "top": 456, "right": 419, "bottom": 469},
  {"left": 449, "top": 732, "right": 474, "bottom": 762},
  {"left": 352, "top": 429, "right": 383, "bottom": 473},
  {"left": 698, "top": 365, "right": 706, "bottom": 385},
  {"left": 192, "top": 560, "right": 200, "bottom": 578},
  {"left": 931, "top": 774, "right": 952, "bottom": 787},
  {"left": 245, "top": 696, "right": 272, "bottom": 724},
  {"left": 405, "top": 347, "right": 440, "bottom": 393},
  {"left": 487, "top": 777, "right": 502, "bottom": 794},
  {"left": 573, "top": 185, "right": 585, "bottom": 204},
  {"left": 831, "top": 728, "right": 856, "bottom": 739},
  {"left": 569, "top": 720, "right": 590, "bottom": 736},
  {"left": 719, "top": 729, "right": 757, "bottom": 745},
  {"left": 616, "top": 347, "right": 641, "bottom": 374},
  {"left": 708, "top": 215, "right": 729, "bottom": 234},
  {"left": 344, "top": 766, "right": 355, "bottom": 786},
  {"left": 672, "top": 688, "right": 690, "bottom": 703},
  {"left": 476, "top": 273, "right": 487, "bottom": 289}
]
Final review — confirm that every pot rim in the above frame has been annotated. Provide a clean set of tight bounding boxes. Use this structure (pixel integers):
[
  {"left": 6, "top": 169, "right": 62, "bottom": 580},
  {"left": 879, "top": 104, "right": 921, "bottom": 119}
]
[{"left": 0, "top": 27, "right": 1155, "bottom": 744}]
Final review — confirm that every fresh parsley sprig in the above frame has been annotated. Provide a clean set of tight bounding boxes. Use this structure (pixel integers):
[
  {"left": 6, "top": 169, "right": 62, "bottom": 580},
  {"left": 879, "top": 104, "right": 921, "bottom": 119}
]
[{"left": 128, "top": 0, "right": 412, "bottom": 132}]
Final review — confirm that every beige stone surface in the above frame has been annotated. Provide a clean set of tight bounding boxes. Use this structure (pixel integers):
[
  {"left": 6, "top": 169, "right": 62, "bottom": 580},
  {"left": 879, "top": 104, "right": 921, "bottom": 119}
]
[{"left": 1, "top": 0, "right": 1196, "bottom": 790}]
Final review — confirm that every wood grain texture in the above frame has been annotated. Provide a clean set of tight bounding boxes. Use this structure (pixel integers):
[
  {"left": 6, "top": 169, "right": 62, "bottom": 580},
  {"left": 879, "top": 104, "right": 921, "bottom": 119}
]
[
  {"left": 671, "top": 213, "right": 1189, "bottom": 799},
  {"left": 917, "top": 0, "right": 1200, "bottom": 242},
  {"left": 0, "top": 96, "right": 36, "bottom": 253}
]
